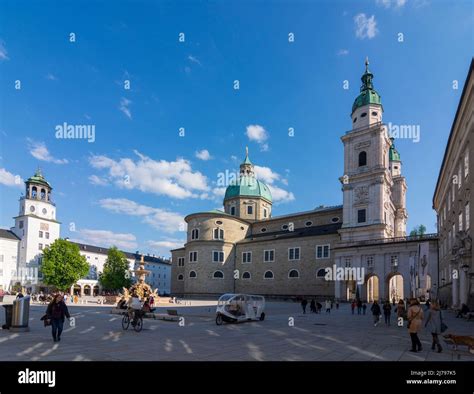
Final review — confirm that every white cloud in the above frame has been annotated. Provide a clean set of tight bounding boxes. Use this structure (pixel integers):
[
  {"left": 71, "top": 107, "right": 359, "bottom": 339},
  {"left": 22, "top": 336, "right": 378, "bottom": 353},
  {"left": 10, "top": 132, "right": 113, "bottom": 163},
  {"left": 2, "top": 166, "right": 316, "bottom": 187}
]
[
  {"left": 88, "top": 175, "right": 108, "bottom": 186},
  {"left": 188, "top": 55, "right": 202, "bottom": 66},
  {"left": 147, "top": 238, "right": 185, "bottom": 251},
  {"left": 246, "top": 124, "right": 269, "bottom": 151},
  {"left": 45, "top": 73, "right": 57, "bottom": 81},
  {"left": 99, "top": 198, "right": 185, "bottom": 233},
  {"left": 354, "top": 14, "right": 379, "bottom": 39},
  {"left": 195, "top": 149, "right": 212, "bottom": 161},
  {"left": 376, "top": 0, "right": 407, "bottom": 8},
  {"left": 89, "top": 151, "right": 209, "bottom": 199},
  {"left": 73, "top": 229, "right": 138, "bottom": 250},
  {"left": 337, "top": 49, "right": 350, "bottom": 56},
  {"left": 27, "top": 139, "right": 68, "bottom": 164},
  {"left": 212, "top": 187, "right": 227, "bottom": 198},
  {"left": 0, "top": 40, "right": 9, "bottom": 61},
  {"left": 254, "top": 165, "right": 280, "bottom": 184},
  {"left": 119, "top": 97, "right": 132, "bottom": 119},
  {"left": 267, "top": 184, "right": 295, "bottom": 202},
  {"left": 0, "top": 168, "right": 22, "bottom": 188}
]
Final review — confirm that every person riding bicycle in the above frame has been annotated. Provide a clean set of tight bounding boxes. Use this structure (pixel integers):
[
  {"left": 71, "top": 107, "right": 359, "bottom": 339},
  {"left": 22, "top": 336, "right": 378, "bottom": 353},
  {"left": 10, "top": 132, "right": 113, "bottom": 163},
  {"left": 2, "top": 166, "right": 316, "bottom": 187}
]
[{"left": 127, "top": 291, "right": 142, "bottom": 326}]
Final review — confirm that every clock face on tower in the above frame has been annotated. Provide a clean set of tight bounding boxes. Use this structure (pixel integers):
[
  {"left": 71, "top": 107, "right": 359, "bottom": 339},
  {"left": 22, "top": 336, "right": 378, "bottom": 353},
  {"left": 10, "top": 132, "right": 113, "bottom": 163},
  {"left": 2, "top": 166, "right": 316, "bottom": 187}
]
[
  {"left": 30, "top": 206, "right": 35, "bottom": 213},
  {"left": 42, "top": 208, "right": 47, "bottom": 214}
]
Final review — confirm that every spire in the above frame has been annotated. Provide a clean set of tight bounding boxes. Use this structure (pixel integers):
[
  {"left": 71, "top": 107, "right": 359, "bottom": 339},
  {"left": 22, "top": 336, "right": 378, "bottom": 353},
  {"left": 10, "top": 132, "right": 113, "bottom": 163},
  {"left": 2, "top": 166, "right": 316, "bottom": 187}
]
[
  {"left": 240, "top": 147, "right": 254, "bottom": 176},
  {"left": 35, "top": 166, "right": 43, "bottom": 178},
  {"left": 360, "top": 56, "right": 374, "bottom": 91}
]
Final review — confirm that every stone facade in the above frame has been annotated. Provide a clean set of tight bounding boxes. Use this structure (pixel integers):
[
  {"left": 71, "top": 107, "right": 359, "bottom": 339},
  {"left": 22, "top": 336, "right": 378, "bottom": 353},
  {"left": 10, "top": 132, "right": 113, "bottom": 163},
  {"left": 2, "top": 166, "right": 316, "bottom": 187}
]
[{"left": 433, "top": 59, "right": 473, "bottom": 308}]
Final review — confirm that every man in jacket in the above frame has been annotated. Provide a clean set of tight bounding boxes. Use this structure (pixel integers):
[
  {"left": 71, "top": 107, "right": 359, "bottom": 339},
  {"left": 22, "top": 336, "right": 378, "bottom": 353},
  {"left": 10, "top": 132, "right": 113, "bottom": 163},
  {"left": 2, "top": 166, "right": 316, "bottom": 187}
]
[{"left": 46, "top": 293, "right": 71, "bottom": 342}]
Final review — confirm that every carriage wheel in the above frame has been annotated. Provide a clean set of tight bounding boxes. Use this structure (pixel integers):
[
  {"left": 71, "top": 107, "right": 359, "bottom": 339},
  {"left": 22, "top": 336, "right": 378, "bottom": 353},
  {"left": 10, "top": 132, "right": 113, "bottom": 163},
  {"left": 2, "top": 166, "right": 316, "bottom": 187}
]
[{"left": 216, "top": 314, "right": 224, "bottom": 325}]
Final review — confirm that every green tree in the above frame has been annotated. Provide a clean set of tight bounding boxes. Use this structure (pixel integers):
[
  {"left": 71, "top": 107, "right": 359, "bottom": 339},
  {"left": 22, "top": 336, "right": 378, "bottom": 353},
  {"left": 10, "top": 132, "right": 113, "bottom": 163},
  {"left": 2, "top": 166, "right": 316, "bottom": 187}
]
[
  {"left": 99, "top": 246, "right": 132, "bottom": 291},
  {"left": 409, "top": 224, "right": 427, "bottom": 237},
  {"left": 42, "top": 239, "right": 89, "bottom": 291}
]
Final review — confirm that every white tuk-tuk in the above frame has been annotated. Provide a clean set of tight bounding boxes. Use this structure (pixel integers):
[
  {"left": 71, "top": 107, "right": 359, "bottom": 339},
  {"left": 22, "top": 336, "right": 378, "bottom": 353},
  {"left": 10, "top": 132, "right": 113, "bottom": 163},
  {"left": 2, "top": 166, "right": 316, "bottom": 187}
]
[{"left": 215, "top": 293, "right": 266, "bottom": 325}]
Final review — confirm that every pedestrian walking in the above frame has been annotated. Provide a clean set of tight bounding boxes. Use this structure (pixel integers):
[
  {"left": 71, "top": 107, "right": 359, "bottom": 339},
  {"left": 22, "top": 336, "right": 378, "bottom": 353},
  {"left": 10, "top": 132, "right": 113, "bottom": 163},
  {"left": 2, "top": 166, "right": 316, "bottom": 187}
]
[
  {"left": 371, "top": 300, "right": 381, "bottom": 326},
  {"left": 325, "top": 299, "right": 331, "bottom": 314},
  {"left": 396, "top": 299, "right": 406, "bottom": 323},
  {"left": 46, "top": 294, "right": 71, "bottom": 342},
  {"left": 424, "top": 301, "right": 443, "bottom": 353},
  {"left": 310, "top": 299, "right": 316, "bottom": 313},
  {"left": 336, "top": 300, "right": 339, "bottom": 310},
  {"left": 383, "top": 300, "right": 392, "bottom": 326},
  {"left": 351, "top": 300, "right": 356, "bottom": 315},
  {"left": 357, "top": 299, "right": 362, "bottom": 315},
  {"left": 362, "top": 303, "right": 367, "bottom": 315},
  {"left": 407, "top": 298, "right": 424, "bottom": 352},
  {"left": 301, "top": 298, "right": 308, "bottom": 314}
]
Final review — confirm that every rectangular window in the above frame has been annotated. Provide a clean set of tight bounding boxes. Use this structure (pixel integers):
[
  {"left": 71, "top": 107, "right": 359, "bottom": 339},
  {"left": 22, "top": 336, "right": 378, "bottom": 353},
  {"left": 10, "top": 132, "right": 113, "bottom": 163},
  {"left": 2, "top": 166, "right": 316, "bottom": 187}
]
[
  {"left": 213, "top": 251, "right": 224, "bottom": 262},
  {"left": 366, "top": 256, "right": 374, "bottom": 267},
  {"left": 264, "top": 250, "right": 275, "bottom": 262},
  {"left": 390, "top": 255, "right": 399, "bottom": 266},
  {"left": 213, "top": 228, "right": 224, "bottom": 240},
  {"left": 177, "top": 257, "right": 185, "bottom": 267},
  {"left": 357, "top": 209, "right": 366, "bottom": 223},
  {"left": 39, "top": 231, "right": 43, "bottom": 238},
  {"left": 288, "top": 247, "right": 300, "bottom": 261},
  {"left": 242, "top": 252, "right": 252, "bottom": 263},
  {"left": 465, "top": 150, "right": 469, "bottom": 178},
  {"left": 344, "top": 258, "right": 351, "bottom": 267},
  {"left": 39, "top": 243, "right": 43, "bottom": 250},
  {"left": 466, "top": 203, "right": 470, "bottom": 230},
  {"left": 189, "top": 251, "right": 198, "bottom": 263},
  {"left": 263, "top": 208, "right": 267, "bottom": 218},
  {"left": 191, "top": 229, "right": 199, "bottom": 240},
  {"left": 247, "top": 205, "right": 253, "bottom": 215},
  {"left": 230, "top": 206, "right": 236, "bottom": 215},
  {"left": 459, "top": 212, "right": 463, "bottom": 232},
  {"left": 19, "top": 221, "right": 23, "bottom": 229},
  {"left": 45, "top": 232, "right": 49, "bottom": 239},
  {"left": 316, "top": 245, "right": 330, "bottom": 259}
]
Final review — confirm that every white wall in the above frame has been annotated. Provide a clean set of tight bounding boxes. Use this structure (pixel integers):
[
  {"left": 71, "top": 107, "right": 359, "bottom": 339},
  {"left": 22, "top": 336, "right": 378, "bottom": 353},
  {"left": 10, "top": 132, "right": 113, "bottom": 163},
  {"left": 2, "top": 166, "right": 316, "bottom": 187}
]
[{"left": 0, "top": 238, "right": 19, "bottom": 291}]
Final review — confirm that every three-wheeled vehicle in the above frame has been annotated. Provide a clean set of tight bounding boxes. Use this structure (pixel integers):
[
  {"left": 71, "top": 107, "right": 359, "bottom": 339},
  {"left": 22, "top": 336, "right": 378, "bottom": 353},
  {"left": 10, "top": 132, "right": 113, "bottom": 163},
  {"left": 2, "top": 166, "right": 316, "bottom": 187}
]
[{"left": 215, "top": 293, "right": 265, "bottom": 325}]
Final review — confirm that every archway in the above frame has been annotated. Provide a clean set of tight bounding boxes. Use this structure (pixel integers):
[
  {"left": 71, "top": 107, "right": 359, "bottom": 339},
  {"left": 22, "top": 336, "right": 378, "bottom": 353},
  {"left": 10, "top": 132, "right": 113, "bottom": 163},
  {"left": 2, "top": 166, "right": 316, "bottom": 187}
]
[
  {"left": 93, "top": 285, "right": 100, "bottom": 296},
  {"left": 345, "top": 280, "right": 356, "bottom": 301},
  {"left": 388, "top": 274, "right": 404, "bottom": 303},
  {"left": 73, "top": 284, "right": 81, "bottom": 296},
  {"left": 366, "top": 275, "right": 379, "bottom": 302},
  {"left": 83, "top": 285, "right": 91, "bottom": 296}
]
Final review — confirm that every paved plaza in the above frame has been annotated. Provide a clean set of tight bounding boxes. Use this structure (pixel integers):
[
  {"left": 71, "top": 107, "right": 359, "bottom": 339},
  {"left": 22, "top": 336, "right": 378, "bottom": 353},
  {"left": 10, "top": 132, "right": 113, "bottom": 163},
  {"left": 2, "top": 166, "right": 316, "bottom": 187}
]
[{"left": 0, "top": 301, "right": 473, "bottom": 361}]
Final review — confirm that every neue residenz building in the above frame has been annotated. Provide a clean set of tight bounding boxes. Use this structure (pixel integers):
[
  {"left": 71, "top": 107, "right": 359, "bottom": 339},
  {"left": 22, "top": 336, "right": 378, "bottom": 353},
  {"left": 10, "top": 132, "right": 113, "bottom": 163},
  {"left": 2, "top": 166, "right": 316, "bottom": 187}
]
[
  {"left": 433, "top": 59, "right": 473, "bottom": 309},
  {"left": 171, "top": 60, "right": 439, "bottom": 302},
  {"left": 0, "top": 169, "right": 172, "bottom": 295}
]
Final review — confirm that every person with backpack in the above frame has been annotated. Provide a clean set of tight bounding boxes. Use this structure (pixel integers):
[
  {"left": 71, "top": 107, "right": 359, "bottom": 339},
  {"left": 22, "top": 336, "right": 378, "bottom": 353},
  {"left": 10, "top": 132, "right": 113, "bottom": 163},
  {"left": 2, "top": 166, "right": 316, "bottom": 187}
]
[
  {"left": 46, "top": 293, "right": 71, "bottom": 342},
  {"left": 407, "top": 298, "right": 424, "bottom": 352}
]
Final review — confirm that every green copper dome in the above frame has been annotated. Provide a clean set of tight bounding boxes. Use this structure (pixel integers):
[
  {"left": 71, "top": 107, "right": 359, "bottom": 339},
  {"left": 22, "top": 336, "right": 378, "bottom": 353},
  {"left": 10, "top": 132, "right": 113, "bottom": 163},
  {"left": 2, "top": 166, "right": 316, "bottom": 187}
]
[
  {"left": 224, "top": 176, "right": 272, "bottom": 202},
  {"left": 224, "top": 148, "right": 272, "bottom": 203},
  {"left": 26, "top": 168, "right": 52, "bottom": 188},
  {"left": 389, "top": 138, "right": 401, "bottom": 162},
  {"left": 352, "top": 58, "right": 383, "bottom": 114}
]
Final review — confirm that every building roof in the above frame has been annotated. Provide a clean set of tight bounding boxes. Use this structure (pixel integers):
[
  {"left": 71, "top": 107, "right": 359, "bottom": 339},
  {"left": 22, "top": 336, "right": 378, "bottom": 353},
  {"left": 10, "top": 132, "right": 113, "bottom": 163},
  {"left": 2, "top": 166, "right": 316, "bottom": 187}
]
[
  {"left": 69, "top": 241, "right": 171, "bottom": 265},
  {"left": 238, "top": 223, "right": 342, "bottom": 244},
  {"left": 433, "top": 58, "right": 474, "bottom": 207},
  {"left": 389, "top": 138, "right": 401, "bottom": 162},
  {"left": 224, "top": 176, "right": 272, "bottom": 202},
  {"left": 26, "top": 168, "right": 52, "bottom": 189},
  {"left": 267, "top": 205, "right": 342, "bottom": 221},
  {"left": 0, "top": 229, "right": 20, "bottom": 241},
  {"left": 352, "top": 58, "right": 383, "bottom": 114}
]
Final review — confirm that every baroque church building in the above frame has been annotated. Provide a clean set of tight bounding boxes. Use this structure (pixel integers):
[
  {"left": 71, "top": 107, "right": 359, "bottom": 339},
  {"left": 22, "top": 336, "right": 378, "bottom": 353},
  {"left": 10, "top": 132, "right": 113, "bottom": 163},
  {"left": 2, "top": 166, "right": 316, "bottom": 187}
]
[{"left": 171, "top": 60, "right": 439, "bottom": 302}]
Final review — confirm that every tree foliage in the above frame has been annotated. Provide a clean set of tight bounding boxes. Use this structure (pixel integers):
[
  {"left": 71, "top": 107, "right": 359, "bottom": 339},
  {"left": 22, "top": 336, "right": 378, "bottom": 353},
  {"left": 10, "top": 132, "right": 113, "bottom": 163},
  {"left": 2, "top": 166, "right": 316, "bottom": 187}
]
[{"left": 99, "top": 246, "right": 132, "bottom": 291}]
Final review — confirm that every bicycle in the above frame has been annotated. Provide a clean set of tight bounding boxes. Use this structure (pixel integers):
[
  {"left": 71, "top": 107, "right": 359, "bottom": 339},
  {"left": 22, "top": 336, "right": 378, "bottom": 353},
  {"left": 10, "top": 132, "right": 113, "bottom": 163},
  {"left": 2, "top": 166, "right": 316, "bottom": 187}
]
[{"left": 121, "top": 308, "right": 143, "bottom": 332}]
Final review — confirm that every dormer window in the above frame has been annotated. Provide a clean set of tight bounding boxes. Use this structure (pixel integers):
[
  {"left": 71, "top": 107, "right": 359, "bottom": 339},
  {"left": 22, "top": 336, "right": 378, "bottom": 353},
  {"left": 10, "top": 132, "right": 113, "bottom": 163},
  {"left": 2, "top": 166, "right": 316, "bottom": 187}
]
[{"left": 361, "top": 112, "right": 367, "bottom": 118}]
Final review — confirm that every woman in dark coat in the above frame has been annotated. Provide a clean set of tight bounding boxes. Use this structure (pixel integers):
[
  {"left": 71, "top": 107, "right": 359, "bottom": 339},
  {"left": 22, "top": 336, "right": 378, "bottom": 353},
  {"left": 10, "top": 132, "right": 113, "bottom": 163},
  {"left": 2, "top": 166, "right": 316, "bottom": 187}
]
[
  {"left": 425, "top": 301, "right": 443, "bottom": 352},
  {"left": 46, "top": 294, "right": 71, "bottom": 342}
]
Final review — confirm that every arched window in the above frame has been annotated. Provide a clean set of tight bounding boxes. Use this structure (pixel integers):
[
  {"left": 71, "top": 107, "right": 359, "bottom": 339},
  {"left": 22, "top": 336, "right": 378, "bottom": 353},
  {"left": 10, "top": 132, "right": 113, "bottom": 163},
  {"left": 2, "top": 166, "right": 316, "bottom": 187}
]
[
  {"left": 358, "top": 151, "right": 367, "bottom": 167},
  {"left": 40, "top": 189, "right": 46, "bottom": 200},
  {"left": 32, "top": 186, "right": 37, "bottom": 198},
  {"left": 317, "top": 268, "right": 327, "bottom": 277},
  {"left": 264, "top": 270, "right": 274, "bottom": 279},
  {"left": 213, "top": 271, "right": 224, "bottom": 279},
  {"left": 230, "top": 206, "right": 236, "bottom": 215},
  {"left": 177, "top": 274, "right": 184, "bottom": 281},
  {"left": 288, "top": 269, "right": 299, "bottom": 278},
  {"left": 189, "top": 271, "right": 197, "bottom": 278},
  {"left": 191, "top": 228, "right": 199, "bottom": 240},
  {"left": 242, "top": 271, "right": 251, "bottom": 279}
]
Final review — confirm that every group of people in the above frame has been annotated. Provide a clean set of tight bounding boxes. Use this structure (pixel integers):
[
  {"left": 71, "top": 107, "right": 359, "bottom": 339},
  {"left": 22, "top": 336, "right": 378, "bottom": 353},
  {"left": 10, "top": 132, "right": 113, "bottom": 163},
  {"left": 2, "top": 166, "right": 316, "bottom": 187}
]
[
  {"left": 301, "top": 298, "right": 339, "bottom": 314},
  {"left": 368, "top": 298, "right": 446, "bottom": 353},
  {"left": 350, "top": 299, "right": 368, "bottom": 315}
]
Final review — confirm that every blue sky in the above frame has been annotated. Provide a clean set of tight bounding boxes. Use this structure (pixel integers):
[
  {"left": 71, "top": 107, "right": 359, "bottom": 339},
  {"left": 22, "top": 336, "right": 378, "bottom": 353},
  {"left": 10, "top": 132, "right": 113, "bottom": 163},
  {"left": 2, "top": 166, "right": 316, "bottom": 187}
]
[{"left": 0, "top": 0, "right": 472, "bottom": 257}]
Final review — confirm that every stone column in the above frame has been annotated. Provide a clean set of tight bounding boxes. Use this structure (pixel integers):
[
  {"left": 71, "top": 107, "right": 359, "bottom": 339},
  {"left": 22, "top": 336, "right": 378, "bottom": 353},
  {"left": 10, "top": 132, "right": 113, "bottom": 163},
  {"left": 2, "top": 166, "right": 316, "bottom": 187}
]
[
  {"left": 80, "top": 284, "right": 84, "bottom": 297},
  {"left": 459, "top": 269, "right": 468, "bottom": 305},
  {"left": 452, "top": 276, "right": 459, "bottom": 308},
  {"left": 334, "top": 257, "right": 342, "bottom": 300}
]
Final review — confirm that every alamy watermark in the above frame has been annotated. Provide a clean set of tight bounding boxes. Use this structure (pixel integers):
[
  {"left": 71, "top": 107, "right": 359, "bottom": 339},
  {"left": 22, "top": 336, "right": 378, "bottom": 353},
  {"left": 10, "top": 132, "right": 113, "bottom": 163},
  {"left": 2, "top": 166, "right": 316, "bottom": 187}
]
[
  {"left": 55, "top": 122, "right": 95, "bottom": 143},
  {"left": 386, "top": 122, "right": 420, "bottom": 143},
  {"left": 324, "top": 264, "right": 365, "bottom": 285}
]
